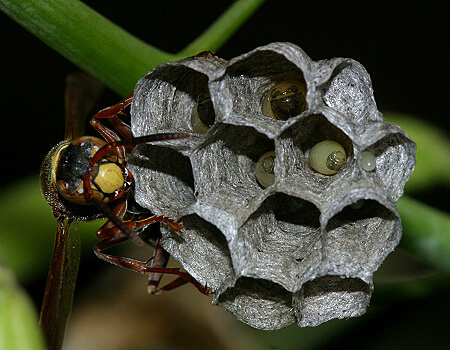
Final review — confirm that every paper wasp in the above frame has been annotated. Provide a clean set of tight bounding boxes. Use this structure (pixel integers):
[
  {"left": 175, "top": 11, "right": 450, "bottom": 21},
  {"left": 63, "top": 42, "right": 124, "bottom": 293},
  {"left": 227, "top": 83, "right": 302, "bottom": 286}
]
[{"left": 39, "top": 73, "right": 209, "bottom": 350}]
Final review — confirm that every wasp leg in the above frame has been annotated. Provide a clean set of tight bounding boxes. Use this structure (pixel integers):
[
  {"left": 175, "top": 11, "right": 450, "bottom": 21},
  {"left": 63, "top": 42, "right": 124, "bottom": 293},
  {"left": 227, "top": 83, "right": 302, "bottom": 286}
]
[
  {"left": 89, "top": 93, "right": 133, "bottom": 157},
  {"left": 96, "top": 212, "right": 185, "bottom": 293},
  {"left": 90, "top": 93, "right": 133, "bottom": 139},
  {"left": 97, "top": 213, "right": 183, "bottom": 239},
  {"left": 89, "top": 132, "right": 190, "bottom": 166},
  {"left": 147, "top": 236, "right": 203, "bottom": 296},
  {"left": 147, "top": 236, "right": 176, "bottom": 294},
  {"left": 108, "top": 115, "right": 133, "bottom": 140},
  {"left": 189, "top": 51, "right": 215, "bottom": 58},
  {"left": 92, "top": 237, "right": 211, "bottom": 295},
  {"left": 95, "top": 196, "right": 128, "bottom": 239}
]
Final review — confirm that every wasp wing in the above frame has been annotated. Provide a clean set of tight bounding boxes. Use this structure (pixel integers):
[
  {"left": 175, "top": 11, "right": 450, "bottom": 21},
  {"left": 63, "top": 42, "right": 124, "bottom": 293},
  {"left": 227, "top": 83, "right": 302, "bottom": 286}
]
[
  {"left": 39, "top": 220, "right": 80, "bottom": 350},
  {"left": 40, "top": 72, "right": 104, "bottom": 349},
  {"left": 64, "top": 72, "right": 104, "bottom": 140}
]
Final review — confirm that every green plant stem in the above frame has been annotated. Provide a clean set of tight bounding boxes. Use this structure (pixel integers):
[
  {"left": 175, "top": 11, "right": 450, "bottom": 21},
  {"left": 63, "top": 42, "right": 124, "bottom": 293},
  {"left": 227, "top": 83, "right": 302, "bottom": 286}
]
[
  {"left": 397, "top": 195, "right": 450, "bottom": 272},
  {"left": 178, "top": 0, "right": 266, "bottom": 57},
  {"left": 1, "top": 0, "right": 266, "bottom": 96}
]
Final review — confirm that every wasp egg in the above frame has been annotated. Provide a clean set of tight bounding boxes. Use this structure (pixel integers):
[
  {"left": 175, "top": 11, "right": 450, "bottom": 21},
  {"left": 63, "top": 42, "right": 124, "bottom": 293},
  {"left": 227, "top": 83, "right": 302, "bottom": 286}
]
[
  {"left": 308, "top": 140, "right": 347, "bottom": 175},
  {"left": 261, "top": 81, "right": 307, "bottom": 120},
  {"left": 361, "top": 151, "right": 376, "bottom": 171},
  {"left": 191, "top": 96, "right": 215, "bottom": 133},
  {"left": 256, "top": 151, "right": 276, "bottom": 188}
]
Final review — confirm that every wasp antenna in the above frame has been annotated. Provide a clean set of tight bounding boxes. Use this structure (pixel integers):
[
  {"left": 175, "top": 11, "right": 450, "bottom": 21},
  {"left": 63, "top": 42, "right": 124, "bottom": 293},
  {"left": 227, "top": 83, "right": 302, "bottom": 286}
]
[
  {"left": 89, "top": 133, "right": 191, "bottom": 165},
  {"left": 92, "top": 198, "right": 145, "bottom": 247},
  {"left": 117, "top": 132, "right": 191, "bottom": 147},
  {"left": 81, "top": 174, "right": 143, "bottom": 247}
]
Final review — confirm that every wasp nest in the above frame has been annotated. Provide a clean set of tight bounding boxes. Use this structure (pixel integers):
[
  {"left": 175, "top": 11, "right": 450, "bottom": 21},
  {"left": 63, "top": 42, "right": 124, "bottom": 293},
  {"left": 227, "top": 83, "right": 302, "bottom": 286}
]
[{"left": 128, "top": 42, "right": 416, "bottom": 329}]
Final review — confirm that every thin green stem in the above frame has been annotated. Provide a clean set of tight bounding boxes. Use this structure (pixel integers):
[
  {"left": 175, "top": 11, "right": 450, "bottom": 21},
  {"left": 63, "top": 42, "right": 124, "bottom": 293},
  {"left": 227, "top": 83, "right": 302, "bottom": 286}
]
[{"left": 177, "top": 0, "right": 267, "bottom": 57}]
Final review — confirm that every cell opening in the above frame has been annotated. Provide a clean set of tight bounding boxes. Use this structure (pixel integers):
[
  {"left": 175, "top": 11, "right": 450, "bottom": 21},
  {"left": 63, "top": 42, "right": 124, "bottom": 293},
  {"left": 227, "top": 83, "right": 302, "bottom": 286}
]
[
  {"left": 243, "top": 193, "right": 321, "bottom": 260},
  {"left": 366, "top": 132, "right": 416, "bottom": 201},
  {"left": 133, "top": 64, "right": 217, "bottom": 134},
  {"left": 129, "top": 144, "right": 196, "bottom": 214},
  {"left": 217, "top": 277, "right": 295, "bottom": 330},
  {"left": 301, "top": 275, "right": 371, "bottom": 297},
  {"left": 269, "top": 193, "right": 320, "bottom": 229},
  {"left": 198, "top": 124, "right": 275, "bottom": 192},
  {"left": 324, "top": 199, "right": 398, "bottom": 267},
  {"left": 289, "top": 115, "right": 353, "bottom": 176},
  {"left": 326, "top": 199, "right": 395, "bottom": 232},
  {"left": 319, "top": 61, "right": 379, "bottom": 125},
  {"left": 222, "top": 50, "right": 308, "bottom": 119}
]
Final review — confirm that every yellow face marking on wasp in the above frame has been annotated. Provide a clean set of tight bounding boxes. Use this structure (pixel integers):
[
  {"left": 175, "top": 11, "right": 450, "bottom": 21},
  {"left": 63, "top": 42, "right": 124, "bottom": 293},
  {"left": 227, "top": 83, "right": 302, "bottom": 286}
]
[{"left": 94, "top": 162, "right": 125, "bottom": 194}]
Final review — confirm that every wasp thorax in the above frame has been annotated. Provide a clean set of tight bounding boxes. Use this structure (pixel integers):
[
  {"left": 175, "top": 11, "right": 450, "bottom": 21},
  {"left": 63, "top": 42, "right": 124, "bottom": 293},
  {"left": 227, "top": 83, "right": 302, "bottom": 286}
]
[
  {"left": 261, "top": 81, "right": 307, "bottom": 120},
  {"left": 256, "top": 151, "right": 276, "bottom": 187},
  {"left": 308, "top": 140, "right": 347, "bottom": 175},
  {"left": 361, "top": 151, "right": 376, "bottom": 171},
  {"left": 191, "top": 95, "right": 216, "bottom": 133}
]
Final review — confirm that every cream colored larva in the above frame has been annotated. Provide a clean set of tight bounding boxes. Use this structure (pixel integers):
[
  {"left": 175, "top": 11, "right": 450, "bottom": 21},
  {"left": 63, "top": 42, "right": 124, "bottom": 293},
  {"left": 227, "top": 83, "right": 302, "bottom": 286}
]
[
  {"left": 256, "top": 151, "right": 276, "bottom": 187},
  {"left": 191, "top": 96, "right": 215, "bottom": 133},
  {"left": 308, "top": 140, "right": 347, "bottom": 175}
]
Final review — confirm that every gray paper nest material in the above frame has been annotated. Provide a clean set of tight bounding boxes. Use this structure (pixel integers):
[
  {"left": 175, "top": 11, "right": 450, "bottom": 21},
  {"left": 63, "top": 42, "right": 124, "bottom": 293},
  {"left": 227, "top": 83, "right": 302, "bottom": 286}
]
[{"left": 128, "top": 42, "right": 416, "bottom": 329}]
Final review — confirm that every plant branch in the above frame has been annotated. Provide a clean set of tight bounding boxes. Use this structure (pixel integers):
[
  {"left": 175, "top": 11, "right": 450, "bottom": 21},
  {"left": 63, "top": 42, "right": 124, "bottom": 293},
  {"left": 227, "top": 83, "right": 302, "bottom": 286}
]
[{"left": 177, "top": 0, "right": 266, "bottom": 57}]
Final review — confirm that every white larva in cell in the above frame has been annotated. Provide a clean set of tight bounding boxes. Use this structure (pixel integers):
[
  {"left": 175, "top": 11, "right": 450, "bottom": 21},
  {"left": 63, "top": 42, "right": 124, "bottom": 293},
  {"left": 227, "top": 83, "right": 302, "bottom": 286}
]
[
  {"left": 191, "top": 96, "right": 216, "bottom": 134},
  {"left": 256, "top": 151, "right": 276, "bottom": 187},
  {"left": 361, "top": 151, "right": 376, "bottom": 171},
  {"left": 308, "top": 140, "right": 347, "bottom": 175}
]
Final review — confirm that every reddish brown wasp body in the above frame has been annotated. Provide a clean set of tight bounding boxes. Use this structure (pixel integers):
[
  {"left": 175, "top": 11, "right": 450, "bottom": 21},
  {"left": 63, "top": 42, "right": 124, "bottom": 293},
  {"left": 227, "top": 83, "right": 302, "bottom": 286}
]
[{"left": 40, "top": 74, "right": 209, "bottom": 350}]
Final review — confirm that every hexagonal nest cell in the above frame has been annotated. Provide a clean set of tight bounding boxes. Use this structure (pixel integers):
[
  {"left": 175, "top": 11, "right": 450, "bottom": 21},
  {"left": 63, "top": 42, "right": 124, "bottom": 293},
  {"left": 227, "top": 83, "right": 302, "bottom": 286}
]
[{"left": 127, "top": 42, "right": 416, "bottom": 329}]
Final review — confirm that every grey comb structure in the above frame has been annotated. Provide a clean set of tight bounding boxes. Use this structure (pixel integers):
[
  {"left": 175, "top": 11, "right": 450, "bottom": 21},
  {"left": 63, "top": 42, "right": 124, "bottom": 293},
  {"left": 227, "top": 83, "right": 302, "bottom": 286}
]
[{"left": 128, "top": 42, "right": 416, "bottom": 329}]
